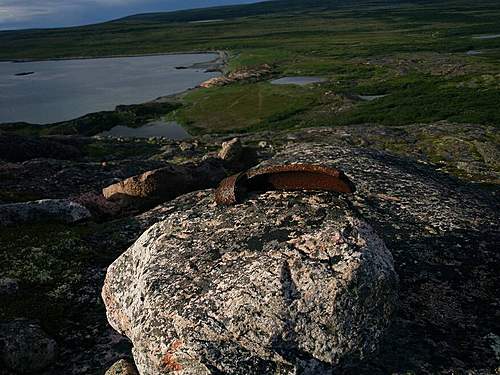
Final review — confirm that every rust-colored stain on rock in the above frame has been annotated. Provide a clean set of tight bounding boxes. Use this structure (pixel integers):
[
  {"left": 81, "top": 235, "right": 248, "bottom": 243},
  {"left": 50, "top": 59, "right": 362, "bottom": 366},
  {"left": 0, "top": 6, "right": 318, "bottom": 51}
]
[
  {"left": 215, "top": 164, "right": 355, "bottom": 205},
  {"left": 161, "top": 339, "right": 183, "bottom": 371}
]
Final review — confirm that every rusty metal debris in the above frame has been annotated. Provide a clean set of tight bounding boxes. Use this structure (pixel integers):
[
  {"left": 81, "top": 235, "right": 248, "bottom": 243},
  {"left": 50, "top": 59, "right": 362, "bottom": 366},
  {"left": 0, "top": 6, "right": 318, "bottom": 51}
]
[{"left": 215, "top": 164, "right": 355, "bottom": 205}]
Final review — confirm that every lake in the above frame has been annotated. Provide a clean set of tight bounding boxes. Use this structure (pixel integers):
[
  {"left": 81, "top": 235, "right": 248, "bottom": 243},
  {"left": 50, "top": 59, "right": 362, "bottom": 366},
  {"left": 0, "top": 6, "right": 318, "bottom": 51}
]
[{"left": 0, "top": 53, "right": 220, "bottom": 124}]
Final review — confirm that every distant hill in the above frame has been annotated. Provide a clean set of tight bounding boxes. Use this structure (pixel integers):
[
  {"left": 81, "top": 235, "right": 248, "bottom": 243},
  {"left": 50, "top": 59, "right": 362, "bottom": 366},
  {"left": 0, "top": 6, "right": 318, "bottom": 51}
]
[{"left": 117, "top": 0, "right": 396, "bottom": 23}]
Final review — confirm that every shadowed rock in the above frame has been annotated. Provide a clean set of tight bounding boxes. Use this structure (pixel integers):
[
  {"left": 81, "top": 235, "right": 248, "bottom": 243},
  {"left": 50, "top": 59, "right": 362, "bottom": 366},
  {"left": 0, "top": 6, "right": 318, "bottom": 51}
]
[
  {"left": 102, "top": 158, "right": 226, "bottom": 209},
  {"left": 0, "top": 199, "right": 92, "bottom": 226},
  {"left": 0, "top": 320, "right": 58, "bottom": 373},
  {"left": 218, "top": 137, "right": 243, "bottom": 162},
  {"left": 0, "top": 134, "right": 84, "bottom": 162},
  {"left": 105, "top": 359, "right": 139, "bottom": 375}
]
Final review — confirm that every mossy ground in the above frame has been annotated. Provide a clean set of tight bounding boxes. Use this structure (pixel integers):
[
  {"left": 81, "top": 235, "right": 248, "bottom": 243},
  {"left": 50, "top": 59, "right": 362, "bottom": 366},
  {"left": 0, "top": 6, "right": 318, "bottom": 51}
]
[
  {"left": 0, "top": 224, "right": 92, "bottom": 332},
  {"left": 172, "top": 82, "right": 322, "bottom": 134}
]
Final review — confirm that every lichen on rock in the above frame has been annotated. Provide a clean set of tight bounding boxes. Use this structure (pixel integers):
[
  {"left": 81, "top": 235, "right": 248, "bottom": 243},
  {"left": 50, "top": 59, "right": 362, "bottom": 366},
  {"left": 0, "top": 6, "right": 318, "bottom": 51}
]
[{"left": 103, "top": 145, "right": 399, "bottom": 374}]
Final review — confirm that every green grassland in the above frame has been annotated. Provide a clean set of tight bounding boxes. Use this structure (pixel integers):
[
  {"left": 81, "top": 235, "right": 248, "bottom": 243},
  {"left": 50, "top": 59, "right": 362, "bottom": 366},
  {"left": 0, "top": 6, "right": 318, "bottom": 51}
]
[{"left": 1, "top": 0, "right": 500, "bottom": 133}]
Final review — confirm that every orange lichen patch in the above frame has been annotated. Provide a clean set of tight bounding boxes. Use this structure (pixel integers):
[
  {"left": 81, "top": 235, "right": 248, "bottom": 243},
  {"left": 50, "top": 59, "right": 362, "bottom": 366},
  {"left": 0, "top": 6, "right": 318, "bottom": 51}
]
[
  {"left": 162, "top": 339, "right": 184, "bottom": 371},
  {"left": 101, "top": 281, "right": 132, "bottom": 336}
]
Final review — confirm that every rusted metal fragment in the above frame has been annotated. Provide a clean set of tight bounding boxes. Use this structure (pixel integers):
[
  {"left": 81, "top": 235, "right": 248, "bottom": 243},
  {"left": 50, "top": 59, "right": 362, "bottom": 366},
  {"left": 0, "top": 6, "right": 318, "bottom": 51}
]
[
  {"left": 214, "top": 172, "right": 247, "bottom": 206},
  {"left": 215, "top": 164, "right": 355, "bottom": 205}
]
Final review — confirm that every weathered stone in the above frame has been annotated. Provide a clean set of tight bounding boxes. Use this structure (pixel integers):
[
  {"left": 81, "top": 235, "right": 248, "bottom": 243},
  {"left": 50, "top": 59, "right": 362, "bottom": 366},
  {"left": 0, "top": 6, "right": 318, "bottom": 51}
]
[
  {"left": 218, "top": 137, "right": 243, "bottom": 162},
  {"left": 105, "top": 359, "right": 139, "bottom": 375},
  {"left": 0, "top": 199, "right": 92, "bottom": 226},
  {"left": 0, "top": 320, "right": 57, "bottom": 373},
  {"left": 200, "top": 64, "right": 273, "bottom": 88},
  {"left": 102, "top": 158, "right": 226, "bottom": 209},
  {"left": 216, "top": 137, "right": 258, "bottom": 172},
  {"left": 103, "top": 147, "right": 398, "bottom": 374}
]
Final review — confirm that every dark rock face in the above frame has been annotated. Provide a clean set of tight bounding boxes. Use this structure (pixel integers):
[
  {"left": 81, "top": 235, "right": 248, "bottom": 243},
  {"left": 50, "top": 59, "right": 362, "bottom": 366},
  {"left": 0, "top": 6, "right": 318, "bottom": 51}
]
[
  {"left": 216, "top": 137, "right": 259, "bottom": 173},
  {"left": 0, "top": 199, "right": 92, "bottom": 226},
  {"left": 0, "top": 158, "right": 169, "bottom": 204},
  {"left": 103, "top": 145, "right": 399, "bottom": 374},
  {"left": 0, "top": 278, "right": 19, "bottom": 296},
  {"left": 0, "top": 320, "right": 57, "bottom": 373},
  {"left": 0, "top": 134, "right": 83, "bottom": 162}
]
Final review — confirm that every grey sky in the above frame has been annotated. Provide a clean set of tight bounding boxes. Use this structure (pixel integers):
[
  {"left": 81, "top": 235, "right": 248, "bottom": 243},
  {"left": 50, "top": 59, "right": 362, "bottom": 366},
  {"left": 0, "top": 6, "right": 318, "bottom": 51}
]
[{"left": 0, "top": 0, "right": 260, "bottom": 30}]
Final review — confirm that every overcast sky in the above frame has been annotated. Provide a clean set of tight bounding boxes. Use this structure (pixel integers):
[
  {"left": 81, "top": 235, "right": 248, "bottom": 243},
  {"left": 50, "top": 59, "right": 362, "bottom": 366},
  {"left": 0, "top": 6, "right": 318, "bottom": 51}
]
[{"left": 0, "top": 0, "right": 261, "bottom": 30}]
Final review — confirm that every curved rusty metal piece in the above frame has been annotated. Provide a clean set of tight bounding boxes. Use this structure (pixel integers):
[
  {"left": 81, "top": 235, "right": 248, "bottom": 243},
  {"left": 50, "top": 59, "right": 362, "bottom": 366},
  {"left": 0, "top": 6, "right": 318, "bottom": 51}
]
[
  {"left": 215, "top": 164, "right": 355, "bottom": 206},
  {"left": 214, "top": 172, "right": 247, "bottom": 206}
]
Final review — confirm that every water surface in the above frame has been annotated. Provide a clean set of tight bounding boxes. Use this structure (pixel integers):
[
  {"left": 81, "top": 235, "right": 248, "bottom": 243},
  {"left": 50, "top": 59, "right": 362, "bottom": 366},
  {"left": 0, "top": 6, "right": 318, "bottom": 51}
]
[
  {"left": 271, "top": 76, "right": 326, "bottom": 86},
  {"left": 0, "top": 53, "right": 219, "bottom": 124},
  {"left": 358, "top": 94, "right": 388, "bottom": 101},
  {"left": 98, "top": 121, "right": 190, "bottom": 139},
  {"left": 472, "top": 34, "right": 500, "bottom": 40},
  {"left": 190, "top": 19, "right": 224, "bottom": 24}
]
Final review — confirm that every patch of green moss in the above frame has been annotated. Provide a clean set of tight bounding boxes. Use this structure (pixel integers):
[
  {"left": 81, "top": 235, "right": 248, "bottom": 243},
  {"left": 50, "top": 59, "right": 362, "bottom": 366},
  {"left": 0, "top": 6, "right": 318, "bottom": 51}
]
[
  {"left": 0, "top": 223, "right": 97, "bottom": 333},
  {"left": 174, "top": 82, "right": 322, "bottom": 133}
]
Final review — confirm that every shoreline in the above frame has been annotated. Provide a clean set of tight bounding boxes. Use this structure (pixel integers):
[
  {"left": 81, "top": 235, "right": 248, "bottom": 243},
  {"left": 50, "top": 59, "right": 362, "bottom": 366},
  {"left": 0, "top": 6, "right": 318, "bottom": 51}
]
[{"left": 0, "top": 50, "right": 227, "bottom": 64}]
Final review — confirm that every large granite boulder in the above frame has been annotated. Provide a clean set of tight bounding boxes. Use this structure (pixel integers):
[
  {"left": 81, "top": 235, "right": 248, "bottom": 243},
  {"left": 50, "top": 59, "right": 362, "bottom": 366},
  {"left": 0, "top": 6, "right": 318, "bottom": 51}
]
[{"left": 103, "top": 145, "right": 399, "bottom": 374}]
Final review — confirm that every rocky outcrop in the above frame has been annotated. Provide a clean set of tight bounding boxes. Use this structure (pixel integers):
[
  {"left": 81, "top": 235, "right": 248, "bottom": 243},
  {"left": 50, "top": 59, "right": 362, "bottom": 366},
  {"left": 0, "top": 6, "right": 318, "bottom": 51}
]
[
  {"left": 1, "top": 129, "right": 498, "bottom": 375},
  {"left": 103, "top": 145, "right": 399, "bottom": 374},
  {"left": 0, "top": 199, "right": 92, "bottom": 226},
  {"left": 102, "top": 158, "right": 226, "bottom": 209},
  {"left": 0, "top": 102, "right": 182, "bottom": 137},
  {"left": 200, "top": 64, "right": 273, "bottom": 88},
  {"left": 102, "top": 142, "right": 499, "bottom": 374},
  {"left": 0, "top": 320, "right": 57, "bottom": 373},
  {"left": 102, "top": 138, "right": 258, "bottom": 210}
]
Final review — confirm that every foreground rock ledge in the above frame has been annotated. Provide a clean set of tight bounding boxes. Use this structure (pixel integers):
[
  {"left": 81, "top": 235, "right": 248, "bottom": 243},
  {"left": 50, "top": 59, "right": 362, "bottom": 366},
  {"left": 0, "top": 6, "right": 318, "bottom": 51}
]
[{"left": 103, "top": 187, "right": 398, "bottom": 374}]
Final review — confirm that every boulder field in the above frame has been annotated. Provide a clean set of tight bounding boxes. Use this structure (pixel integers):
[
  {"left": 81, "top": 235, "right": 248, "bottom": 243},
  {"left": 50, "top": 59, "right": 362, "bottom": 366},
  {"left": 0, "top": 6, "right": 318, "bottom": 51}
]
[
  {"left": 102, "top": 143, "right": 498, "bottom": 374},
  {"left": 0, "top": 124, "right": 498, "bottom": 374}
]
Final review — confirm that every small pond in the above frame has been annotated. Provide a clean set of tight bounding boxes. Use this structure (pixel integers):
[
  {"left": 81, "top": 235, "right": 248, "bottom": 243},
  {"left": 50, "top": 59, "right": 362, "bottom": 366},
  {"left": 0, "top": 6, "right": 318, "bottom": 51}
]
[
  {"left": 466, "top": 50, "right": 483, "bottom": 55},
  {"left": 98, "top": 120, "right": 191, "bottom": 139},
  {"left": 190, "top": 19, "right": 225, "bottom": 24},
  {"left": 270, "top": 76, "right": 326, "bottom": 86},
  {"left": 472, "top": 34, "right": 500, "bottom": 40},
  {"left": 357, "top": 94, "right": 388, "bottom": 101}
]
